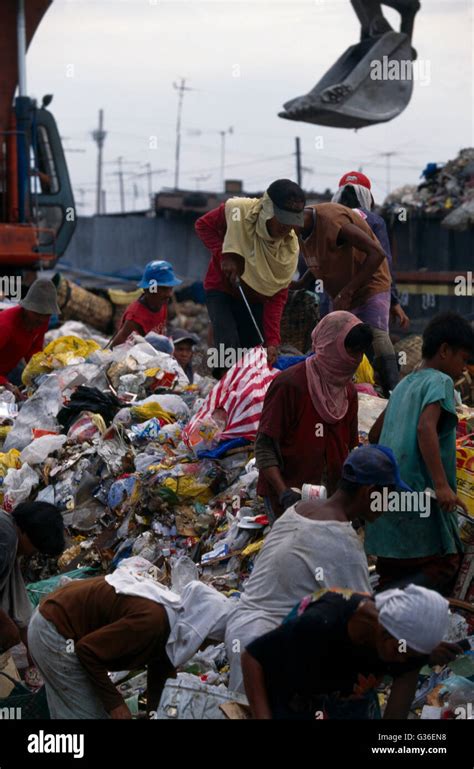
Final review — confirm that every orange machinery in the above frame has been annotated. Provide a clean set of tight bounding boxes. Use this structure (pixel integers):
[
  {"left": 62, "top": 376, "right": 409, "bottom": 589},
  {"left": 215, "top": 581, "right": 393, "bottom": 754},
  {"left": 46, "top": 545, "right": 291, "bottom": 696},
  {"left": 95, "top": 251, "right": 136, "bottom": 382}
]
[{"left": 0, "top": 0, "right": 75, "bottom": 269}]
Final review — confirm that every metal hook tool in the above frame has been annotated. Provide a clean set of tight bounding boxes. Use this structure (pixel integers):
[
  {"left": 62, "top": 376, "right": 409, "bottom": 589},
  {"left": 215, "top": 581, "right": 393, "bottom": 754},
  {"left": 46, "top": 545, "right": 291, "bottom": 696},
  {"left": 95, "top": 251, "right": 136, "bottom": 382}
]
[{"left": 235, "top": 278, "right": 264, "bottom": 345}]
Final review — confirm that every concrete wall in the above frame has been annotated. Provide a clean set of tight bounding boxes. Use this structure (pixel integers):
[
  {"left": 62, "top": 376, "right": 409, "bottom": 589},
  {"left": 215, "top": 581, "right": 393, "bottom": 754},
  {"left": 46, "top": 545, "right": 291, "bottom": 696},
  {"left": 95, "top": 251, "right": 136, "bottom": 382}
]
[{"left": 62, "top": 213, "right": 211, "bottom": 281}]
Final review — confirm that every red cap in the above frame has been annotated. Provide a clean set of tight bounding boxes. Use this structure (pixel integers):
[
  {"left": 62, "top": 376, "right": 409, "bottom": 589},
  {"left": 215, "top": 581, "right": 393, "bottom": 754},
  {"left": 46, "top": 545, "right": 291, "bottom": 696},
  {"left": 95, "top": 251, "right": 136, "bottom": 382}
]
[{"left": 338, "top": 171, "right": 371, "bottom": 190}]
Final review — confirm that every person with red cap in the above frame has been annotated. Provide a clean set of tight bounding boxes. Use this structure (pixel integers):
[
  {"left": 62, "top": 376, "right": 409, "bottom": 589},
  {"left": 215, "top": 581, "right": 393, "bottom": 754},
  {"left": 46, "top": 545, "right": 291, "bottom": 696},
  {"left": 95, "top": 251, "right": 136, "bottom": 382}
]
[
  {"left": 293, "top": 177, "right": 399, "bottom": 396},
  {"left": 332, "top": 171, "right": 409, "bottom": 332}
]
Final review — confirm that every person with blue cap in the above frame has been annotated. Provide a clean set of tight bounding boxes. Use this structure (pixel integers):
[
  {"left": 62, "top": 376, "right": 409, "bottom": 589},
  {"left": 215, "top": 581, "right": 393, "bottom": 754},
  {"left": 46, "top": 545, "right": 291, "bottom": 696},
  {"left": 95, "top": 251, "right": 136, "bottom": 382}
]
[
  {"left": 109, "top": 261, "right": 181, "bottom": 348},
  {"left": 227, "top": 443, "right": 419, "bottom": 693}
]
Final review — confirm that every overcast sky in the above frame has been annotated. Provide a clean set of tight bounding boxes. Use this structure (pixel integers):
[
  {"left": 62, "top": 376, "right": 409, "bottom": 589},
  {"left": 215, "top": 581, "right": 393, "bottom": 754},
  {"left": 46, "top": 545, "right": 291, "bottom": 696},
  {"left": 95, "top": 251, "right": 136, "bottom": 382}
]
[{"left": 26, "top": 0, "right": 473, "bottom": 214}]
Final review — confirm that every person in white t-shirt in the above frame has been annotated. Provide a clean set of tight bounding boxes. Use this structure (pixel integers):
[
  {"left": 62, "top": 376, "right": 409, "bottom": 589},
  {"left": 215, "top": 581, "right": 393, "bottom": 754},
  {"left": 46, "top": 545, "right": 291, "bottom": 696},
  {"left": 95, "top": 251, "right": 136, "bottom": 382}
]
[{"left": 225, "top": 444, "right": 410, "bottom": 691}]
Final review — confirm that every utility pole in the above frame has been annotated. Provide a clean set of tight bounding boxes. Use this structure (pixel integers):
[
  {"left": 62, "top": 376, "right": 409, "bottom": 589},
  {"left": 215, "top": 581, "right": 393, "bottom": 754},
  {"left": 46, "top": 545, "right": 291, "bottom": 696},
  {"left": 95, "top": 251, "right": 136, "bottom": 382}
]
[
  {"left": 117, "top": 156, "right": 125, "bottom": 213},
  {"left": 295, "top": 137, "right": 302, "bottom": 187},
  {"left": 173, "top": 78, "right": 193, "bottom": 191},
  {"left": 380, "top": 151, "right": 397, "bottom": 197},
  {"left": 145, "top": 163, "right": 152, "bottom": 200},
  {"left": 92, "top": 109, "right": 107, "bottom": 215},
  {"left": 219, "top": 127, "right": 233, "bottom": 191}
]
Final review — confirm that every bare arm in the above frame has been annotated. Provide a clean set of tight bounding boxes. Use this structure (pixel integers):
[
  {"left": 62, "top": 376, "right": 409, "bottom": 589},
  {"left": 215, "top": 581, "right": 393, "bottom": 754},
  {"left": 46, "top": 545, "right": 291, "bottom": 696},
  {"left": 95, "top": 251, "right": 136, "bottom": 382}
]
[
  {"left": 417, "top": 403, "right": 467, "bottom": 512},
  {"left": 241, "top": 650, "right": 272, "bottom": 719},
  {"left": 368, "top": 408, "right": 386, "bottom": 444},
  {"left": 255, "top": 432, "right": 287, "bottom": 497},
  {"left": 334, "top": 223, "right": 386, "bottom": 309},
  {"left": 0, "top": 608, "right": 21, "bottom": 651},
  {"left": 290, "top": 269, "right": 315, "bottom": 291},
  {"left": 383, "top": 668, "right": 420, "bottom": 720},
  {"left": 108, "top": 319, "right": 144, "bottom": 349}
]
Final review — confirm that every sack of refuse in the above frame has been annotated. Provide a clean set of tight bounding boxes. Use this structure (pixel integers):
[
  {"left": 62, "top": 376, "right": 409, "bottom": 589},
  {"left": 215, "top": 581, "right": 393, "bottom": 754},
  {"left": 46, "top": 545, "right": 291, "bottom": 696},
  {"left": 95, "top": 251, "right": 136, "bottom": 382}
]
[
  {"left": 22, "top": 336, "right": 101, "bottom": 387},
  {"left": 20, "top": 434, "right": 67, "bottom": 465}
]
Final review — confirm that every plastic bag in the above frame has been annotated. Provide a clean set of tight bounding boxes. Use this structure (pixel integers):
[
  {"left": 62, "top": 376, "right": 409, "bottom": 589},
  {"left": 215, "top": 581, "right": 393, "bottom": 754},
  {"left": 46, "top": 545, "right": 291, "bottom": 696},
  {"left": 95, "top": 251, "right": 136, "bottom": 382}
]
[
  {"left": 67, "top": 412, "right": 106, "bottom": 443},
  {"left": 357, "top": 393, "right": 388, "bottom": 435},
  {"left": 3, "top": 464, "right": 40, "bottom": 509},
  {"left": 184, "top": 416, "right": 225, "bottom": 455},
  {"left": 131, "top": 402, "right": 174, "bottom": 425},
  {"left": 0, "top": 449, "right": 22, "bottom": 476},
  {"left": 137, "top": 394, "right": 190, "bottom": 420},
  {"left": 354, "top": 354, "right": 375, "bottom": 385},
  {"left": 108, "top": 476, "right": 137, "bottom": 510},
  {"left": 45, "top": 321, "right": 109, "bottom": 348},
  {"left": 22, "top": 336, "right": 101, "bottom": 386},
  {"left": 20, "top": 434, "right": 67, "bottom": 466},
  {"left": 118, "top": 373, "right": 145, "bottom": 396},
  {"left": 171, "top": 556, "right": 199, "bottom": 594},
  {"left": 0, "top": 389, "right": 18, "bottom": 424},
  {"left": 130, "top": 417, "right": 161, "bottom": 441},
  {"left": 4, "top": 376, "right": 62, "bottom": 451}
]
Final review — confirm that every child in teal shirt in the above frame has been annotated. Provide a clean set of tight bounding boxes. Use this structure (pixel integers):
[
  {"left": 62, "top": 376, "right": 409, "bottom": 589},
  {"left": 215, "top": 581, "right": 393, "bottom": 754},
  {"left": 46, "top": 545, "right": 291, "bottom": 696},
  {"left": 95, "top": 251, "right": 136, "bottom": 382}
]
[{"left": 365, "top": 312, "right": 474, "bottom": 596}]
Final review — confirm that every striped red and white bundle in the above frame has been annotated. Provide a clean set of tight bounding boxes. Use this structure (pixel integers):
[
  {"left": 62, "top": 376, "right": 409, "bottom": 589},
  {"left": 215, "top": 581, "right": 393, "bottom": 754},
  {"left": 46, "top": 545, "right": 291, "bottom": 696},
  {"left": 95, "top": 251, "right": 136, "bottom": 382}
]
[{"left": 183, "top": 346, "right": 279, "bottom": 445}]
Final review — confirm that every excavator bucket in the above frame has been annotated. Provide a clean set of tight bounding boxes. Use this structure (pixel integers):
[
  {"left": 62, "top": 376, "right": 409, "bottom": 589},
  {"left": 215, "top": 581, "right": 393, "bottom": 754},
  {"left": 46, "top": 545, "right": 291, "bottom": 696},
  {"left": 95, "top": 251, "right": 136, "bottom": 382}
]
[{"left": 279, "top": 31, "right": 415, "bottom": 129}]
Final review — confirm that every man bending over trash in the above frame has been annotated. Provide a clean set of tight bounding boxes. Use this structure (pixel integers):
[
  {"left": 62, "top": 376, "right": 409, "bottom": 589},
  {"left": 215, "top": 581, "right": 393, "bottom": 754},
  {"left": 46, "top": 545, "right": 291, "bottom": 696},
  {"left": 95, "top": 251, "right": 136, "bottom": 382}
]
[
  {"left": 28, "top": 559, "right": 230, "bottom": 718},
  {"left": 242, "top": 584, "right": 463, "bottom": 719}
]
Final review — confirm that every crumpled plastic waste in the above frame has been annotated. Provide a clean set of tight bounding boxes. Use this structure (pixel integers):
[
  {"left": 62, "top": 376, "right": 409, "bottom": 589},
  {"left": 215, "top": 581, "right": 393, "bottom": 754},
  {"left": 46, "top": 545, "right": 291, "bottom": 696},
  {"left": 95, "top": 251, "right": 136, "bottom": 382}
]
[
  {"left": 131, "top": 402, "right": 174, "bottom": 425},
  {"left": 67, "top": 412, "right": 107, "bottom": 443},
  {"left": 22, "top": 336, "right": 101, "bottom": 386},
  {"left": 20, "top": 434, "right": 68, "bottom": 466},
  {"left": 4, "top": 375, "right": 63, "bottom": 451},
  {"left": 3, "top": 463, "right": 40, "bottom": 509},
  {"left": 45, "top": 321, "right": 109, "bottom": 348},
  {"left": 171, "top": 555, "right": 200, "bottom": 593},
  {"left": 130, "top": 418, "right": 162, "bottom": 442},
  {"left": 108, "top": 476, "right": 137, "bottom": 510},
  {"left": 0, "top": 389, "right": 18, "bottom": 425}
]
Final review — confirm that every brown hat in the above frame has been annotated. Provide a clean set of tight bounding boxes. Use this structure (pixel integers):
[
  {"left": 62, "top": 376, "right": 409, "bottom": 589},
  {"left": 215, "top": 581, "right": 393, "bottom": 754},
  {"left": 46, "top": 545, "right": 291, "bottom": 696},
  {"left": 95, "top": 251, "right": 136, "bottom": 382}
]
[{"left": 20, "top": 279, "right": 60, "bottom": 315}]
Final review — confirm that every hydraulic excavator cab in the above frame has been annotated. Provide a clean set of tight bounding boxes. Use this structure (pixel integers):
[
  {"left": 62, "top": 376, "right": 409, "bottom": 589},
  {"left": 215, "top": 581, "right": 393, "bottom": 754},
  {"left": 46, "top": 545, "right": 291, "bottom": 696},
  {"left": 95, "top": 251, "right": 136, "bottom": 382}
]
[
  {"left": 279, "top": 31, "right": 414, "bottom": 129},
  {"left": 0, "top": 96, "right": 76, "bottom": 267},
  {"left": 28, "top": 100, "right": 76, "bottom": 263}
]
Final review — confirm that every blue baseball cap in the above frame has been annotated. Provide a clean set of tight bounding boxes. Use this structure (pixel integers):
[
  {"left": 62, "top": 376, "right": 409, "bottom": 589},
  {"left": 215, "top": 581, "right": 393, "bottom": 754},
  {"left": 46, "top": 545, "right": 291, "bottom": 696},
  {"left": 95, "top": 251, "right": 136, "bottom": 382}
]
[
  {"left": 342, "top": 445, "right": 413, "bottom": 491},
  {"left": 138, "top": 260, "right": 182, "bottom": 289}
]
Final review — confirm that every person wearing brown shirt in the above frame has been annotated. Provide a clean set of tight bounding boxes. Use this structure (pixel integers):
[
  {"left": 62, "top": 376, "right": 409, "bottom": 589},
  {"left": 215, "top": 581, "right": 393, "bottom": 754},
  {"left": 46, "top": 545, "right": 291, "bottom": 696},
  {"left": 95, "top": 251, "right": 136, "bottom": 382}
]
[
  {"left": 295, "top": 203, "right": 399, "bottom": 396},
  {"left": 27, "top": 576, "right": 174, "bottom": 719}
]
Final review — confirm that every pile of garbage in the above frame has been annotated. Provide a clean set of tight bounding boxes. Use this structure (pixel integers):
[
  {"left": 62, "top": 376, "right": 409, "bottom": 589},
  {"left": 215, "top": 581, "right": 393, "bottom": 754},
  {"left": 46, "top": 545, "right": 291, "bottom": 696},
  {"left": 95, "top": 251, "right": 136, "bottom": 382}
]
[
  {"left": 383, "top": 147, "right": 474, "bottom": 230},
  {"left": 1, "top": 321, "right": 473, "bottom": 719},
  {"left": 0, "top": 325, "right": 272, "bottom": 710}
]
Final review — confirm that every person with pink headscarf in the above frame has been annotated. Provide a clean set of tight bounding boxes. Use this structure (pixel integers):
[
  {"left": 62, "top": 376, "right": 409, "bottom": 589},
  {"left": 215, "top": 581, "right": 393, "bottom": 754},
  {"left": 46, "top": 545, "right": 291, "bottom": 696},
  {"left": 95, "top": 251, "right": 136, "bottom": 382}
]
[{"left": 255, "top": 312, "right": 373, "bottom": 519}]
